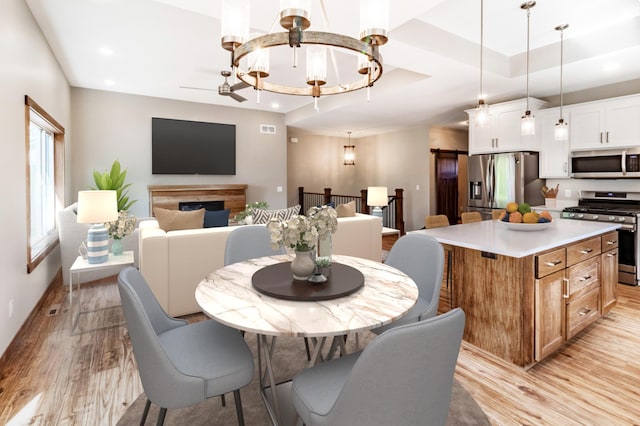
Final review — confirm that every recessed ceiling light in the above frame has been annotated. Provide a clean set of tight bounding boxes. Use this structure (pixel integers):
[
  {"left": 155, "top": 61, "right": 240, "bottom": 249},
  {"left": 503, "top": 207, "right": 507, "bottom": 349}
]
[
  {"left": 104, "top": 79, "right": 115, "bottom": 86},
  {"left": 99, "top": 47, "right": 113, "bottom": 56},
  {"left": 271, "top": 102, "right": 280, "bottom": 109}
]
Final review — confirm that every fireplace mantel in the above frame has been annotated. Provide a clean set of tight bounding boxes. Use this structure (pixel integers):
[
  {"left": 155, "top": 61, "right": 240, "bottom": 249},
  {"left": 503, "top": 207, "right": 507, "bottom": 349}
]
[{"left": 148, "top": 184, "right": 247, "bottom": 218}]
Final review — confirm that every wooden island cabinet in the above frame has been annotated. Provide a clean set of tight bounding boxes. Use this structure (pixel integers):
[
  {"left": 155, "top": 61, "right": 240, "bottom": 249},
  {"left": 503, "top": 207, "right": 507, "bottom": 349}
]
[{"left": 411, "top": 220, "right": 621, "bottom": 368}]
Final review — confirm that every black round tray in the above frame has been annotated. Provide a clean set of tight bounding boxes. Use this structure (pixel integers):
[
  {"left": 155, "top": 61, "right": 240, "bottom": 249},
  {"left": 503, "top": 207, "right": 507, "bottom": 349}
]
[{"left": 252, "top": 262, "right": 364, "bottom": 301}]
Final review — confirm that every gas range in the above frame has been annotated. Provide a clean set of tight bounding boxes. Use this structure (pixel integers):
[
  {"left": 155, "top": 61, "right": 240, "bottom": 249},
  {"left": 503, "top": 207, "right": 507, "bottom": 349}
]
[
  {"left": 562, "top": 190, "right": 640, "bottom": 286},
  {"left": 561, "top": 191, "right": 640, "bottom": 231}
]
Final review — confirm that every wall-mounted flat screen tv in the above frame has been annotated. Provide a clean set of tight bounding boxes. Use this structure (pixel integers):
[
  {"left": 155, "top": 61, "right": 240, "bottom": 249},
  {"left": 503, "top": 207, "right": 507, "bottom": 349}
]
[{"left": 152, "top": 117, "right": 236, "bottom": 175}]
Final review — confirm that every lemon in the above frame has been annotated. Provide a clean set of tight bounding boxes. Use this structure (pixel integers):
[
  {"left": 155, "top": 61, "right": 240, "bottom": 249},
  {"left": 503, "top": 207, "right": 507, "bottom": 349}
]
[
  {"left": 506, "top": 202, "right": 518, "bottom": 213},
  {"left": 523, "top": 212, "right": 539, "bottom": 224}
]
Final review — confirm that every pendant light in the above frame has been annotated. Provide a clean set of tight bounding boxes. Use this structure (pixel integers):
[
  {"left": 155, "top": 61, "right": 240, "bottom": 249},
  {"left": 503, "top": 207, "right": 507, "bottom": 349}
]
[
  {"left": 475, "top": 0, "right": 489, "bottom": 127},
  {"left": 520, "top": 1, "right": 536, "bottom": 136},
  {"left": 343, "top": 131, "right": 355, "bottom": 165},
  {"left": 555, "top": 24, "right": 569, "bottom": 141}
]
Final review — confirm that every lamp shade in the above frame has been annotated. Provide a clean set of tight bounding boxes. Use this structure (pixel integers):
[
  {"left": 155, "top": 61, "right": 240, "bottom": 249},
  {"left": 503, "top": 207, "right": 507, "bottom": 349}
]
[
  {"left": 77, "top": 190, "right": 118, "bottom": 223},
  {"left": 367, "top": 186, "right": 388, "bottom": 207}
]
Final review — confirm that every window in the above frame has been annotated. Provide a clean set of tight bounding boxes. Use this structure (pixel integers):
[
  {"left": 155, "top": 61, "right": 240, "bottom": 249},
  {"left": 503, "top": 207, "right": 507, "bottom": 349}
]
[{"left": 25, "top": 96, "right": 64, "bottom": 273}]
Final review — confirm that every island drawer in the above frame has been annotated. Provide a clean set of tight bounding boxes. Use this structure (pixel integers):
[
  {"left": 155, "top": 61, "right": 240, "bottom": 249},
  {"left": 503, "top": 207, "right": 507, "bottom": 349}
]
[
  {"left": 536, "top": 248, "right": 566, "bottom": 278},
  {"left": 567, "top": 256, "right": 600, "bottom": 298},
  {"left": 566, "top": 236, "right": 601, "bottom": 267},
  {"left": 601, "top": 231, "right": 619, "bottom": 252},
  {"left": 566, "top": 287, "right": 600, "bottom": 339}
]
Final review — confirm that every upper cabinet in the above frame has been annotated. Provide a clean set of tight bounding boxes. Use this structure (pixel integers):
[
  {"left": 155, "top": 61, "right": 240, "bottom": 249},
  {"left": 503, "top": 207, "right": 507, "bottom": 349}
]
[
  {"left": 538, "top": 107, "right": 570, "bottom": 178},
  {"left": 569, "top": 94, "right": 640, "bottom": 151},
  {"left": 466, "top": 98, "right": 548, "bottom": 155}
]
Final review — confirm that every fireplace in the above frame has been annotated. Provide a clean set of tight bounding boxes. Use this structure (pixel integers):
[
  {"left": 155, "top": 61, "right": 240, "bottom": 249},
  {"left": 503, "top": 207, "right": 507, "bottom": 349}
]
[
  {"left": 179, "top": 200, "right": 224, "bottom": 211},
  {"left": 148, "top": 184, "right": 247, "bottom": 218}
]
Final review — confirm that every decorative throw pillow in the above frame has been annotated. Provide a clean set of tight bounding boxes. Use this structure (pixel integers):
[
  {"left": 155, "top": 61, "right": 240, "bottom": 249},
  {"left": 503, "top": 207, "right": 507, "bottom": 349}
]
[
  {"left": 204, "top": 209, "right": 230, "bottom": 228},
  {"left": 253, "top": 205, "right": 301, "bottom": 224},
  {"left": 336, "top": 201, "right": 356, "bottom": 217},
  {"left": 154, "top": 207, "right": 205, "bottom": 231}
]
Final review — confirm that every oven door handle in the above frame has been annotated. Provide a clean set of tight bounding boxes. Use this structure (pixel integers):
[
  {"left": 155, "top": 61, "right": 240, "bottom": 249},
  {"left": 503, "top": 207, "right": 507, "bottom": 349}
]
[{"left": 622, "top": 150, "right": 627, "bottom": 175}]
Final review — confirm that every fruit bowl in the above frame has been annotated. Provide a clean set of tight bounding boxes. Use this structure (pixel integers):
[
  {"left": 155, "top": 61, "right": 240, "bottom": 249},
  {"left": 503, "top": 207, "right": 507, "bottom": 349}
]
[{"left": 497, "top": 220, "right": 553, "bottom": 232}]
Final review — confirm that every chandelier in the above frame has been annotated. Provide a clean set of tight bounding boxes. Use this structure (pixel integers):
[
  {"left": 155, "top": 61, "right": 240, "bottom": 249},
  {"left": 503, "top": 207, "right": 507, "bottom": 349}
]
[
  {"left": 475, "top": 0, "right": 490, "bottom": 127},
  {"left": 344, "top": 131, "right": 355, "bottom": 165},
  {"left": 555, "top": 24, "right": 569, "bottom": 141},
  {"left": 220, "top": 0, "right": 389, "bottom": 109}
]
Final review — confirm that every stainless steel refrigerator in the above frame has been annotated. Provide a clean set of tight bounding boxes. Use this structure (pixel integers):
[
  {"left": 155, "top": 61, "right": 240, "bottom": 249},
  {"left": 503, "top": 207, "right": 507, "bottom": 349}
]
[{"left": 467, "top": 152, "right": 545, "bottom": 220}]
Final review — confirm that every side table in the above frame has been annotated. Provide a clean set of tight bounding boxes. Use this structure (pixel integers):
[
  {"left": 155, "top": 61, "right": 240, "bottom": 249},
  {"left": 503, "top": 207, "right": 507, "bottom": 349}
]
[{"left": 69, "top": 251, "right": 134, "bottom": 331}]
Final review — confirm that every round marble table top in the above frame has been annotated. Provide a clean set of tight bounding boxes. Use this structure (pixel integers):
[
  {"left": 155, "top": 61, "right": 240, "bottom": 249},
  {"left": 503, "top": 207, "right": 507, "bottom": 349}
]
[{"left": 195, "top": 254, "right": 419, "bottom": 338}]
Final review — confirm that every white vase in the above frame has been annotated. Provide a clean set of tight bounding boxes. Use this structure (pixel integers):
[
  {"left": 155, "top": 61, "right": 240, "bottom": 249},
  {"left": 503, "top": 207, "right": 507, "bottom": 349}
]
[{"left": 291, "top": 250, "right": 315, "bottom": 280}]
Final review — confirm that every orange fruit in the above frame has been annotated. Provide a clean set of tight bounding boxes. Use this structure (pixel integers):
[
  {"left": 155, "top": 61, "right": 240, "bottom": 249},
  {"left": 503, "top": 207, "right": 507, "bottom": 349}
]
[
  {"left": 509, "top": 211, "right": 523, "bottom": 223},
  {"left": 540, "top": 211, "right": 553, "bottom": 222},
  {"left": 506, "top": 202, "right": 518, "bottom": 213}
]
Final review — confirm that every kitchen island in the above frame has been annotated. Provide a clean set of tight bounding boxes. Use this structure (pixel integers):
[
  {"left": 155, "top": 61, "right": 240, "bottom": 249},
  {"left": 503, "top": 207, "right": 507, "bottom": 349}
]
[{"left": 411, "top": 219, "right": 621, "bottom": 368}]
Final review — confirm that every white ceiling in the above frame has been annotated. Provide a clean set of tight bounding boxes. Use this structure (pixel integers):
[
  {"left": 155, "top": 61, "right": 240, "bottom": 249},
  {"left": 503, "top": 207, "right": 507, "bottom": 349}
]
[{"left": 25, "top": 0, "right": 640, "bottom": 137}]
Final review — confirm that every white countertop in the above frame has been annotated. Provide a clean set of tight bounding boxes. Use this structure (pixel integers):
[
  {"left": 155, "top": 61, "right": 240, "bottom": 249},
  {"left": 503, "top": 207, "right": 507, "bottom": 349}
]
[{"left": 410, "top": 219, "right": 621, "bottom": 258}]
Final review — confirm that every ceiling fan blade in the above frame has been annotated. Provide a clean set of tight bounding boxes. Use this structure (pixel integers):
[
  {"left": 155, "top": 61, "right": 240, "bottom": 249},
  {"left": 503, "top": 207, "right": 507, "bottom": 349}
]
[
  {"left": 179, "top": 85, "right": 216, "bottom": 92},
  {"left": 230, "top": 81, "right": 250, "bottom": 91},
  {"left": 229, "top": 92, "right": 247, "bottom": 103}
]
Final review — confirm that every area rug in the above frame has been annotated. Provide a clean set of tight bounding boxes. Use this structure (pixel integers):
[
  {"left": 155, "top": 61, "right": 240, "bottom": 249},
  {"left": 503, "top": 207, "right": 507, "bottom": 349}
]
[{"left": 117, "top": 332, "right": 490, "bottom": 426}]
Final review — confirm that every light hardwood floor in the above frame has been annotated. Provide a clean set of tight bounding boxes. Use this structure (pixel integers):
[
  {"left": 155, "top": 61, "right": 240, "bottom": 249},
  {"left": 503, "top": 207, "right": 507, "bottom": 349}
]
[{"left": 1, "top": 271, "right": 639, "bottom": 425}]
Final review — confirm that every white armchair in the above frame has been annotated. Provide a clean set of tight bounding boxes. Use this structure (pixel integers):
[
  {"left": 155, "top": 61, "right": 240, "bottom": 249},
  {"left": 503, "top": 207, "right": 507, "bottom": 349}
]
[{"left": 57, "top": 203, "right": 149, "bottom": 286}]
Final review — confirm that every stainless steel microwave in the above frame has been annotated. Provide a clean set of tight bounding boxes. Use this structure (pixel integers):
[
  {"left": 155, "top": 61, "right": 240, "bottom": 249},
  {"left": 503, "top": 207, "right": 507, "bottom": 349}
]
[{"left": 571, "top": 148, "right": 640, "bottom": 178}]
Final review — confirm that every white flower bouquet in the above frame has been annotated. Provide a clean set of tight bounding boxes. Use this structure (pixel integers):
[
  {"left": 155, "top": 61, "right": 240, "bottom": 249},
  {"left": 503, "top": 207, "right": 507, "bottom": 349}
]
[
  {"left": 105, "top": 210, "right": 137, "bottom": 239},
  {"left": 268, "top": 215, "right": 319, "bottom": 252},
  {"left": 306, "top": 205, "right": 338, "bottom": 238}
]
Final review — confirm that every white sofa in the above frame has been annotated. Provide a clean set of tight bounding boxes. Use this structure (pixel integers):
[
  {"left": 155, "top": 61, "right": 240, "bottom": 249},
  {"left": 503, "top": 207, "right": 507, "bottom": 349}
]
[{"left": 139, "top": 213, "right": 382, "bottom": 316}]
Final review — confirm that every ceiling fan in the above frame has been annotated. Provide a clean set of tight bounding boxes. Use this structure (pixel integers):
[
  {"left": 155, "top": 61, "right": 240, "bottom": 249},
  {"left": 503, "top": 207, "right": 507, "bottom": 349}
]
[{"left": 180, "top": 70, "right": 250, "bottom": 103}]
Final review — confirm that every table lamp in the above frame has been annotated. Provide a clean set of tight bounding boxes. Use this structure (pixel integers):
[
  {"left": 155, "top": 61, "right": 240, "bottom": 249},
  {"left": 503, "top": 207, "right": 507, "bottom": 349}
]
[
  {"left": 367, "top": 186, "right": 388, "bottom": 218},
  {"left": 77, "top": 190, "right": 118, "bottom": 264}
]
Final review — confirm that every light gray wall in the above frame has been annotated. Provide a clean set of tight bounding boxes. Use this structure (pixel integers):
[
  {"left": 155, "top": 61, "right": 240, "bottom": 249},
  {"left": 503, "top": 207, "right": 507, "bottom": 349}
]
[
  {"left": 287, "top": 126, "right": 431, "bottom": 231},
  {"left": 70, "top": 89, "right": 288, "bottom": 218},
  {"left": 0, "top": 0, "right": 71, "bottom": 356}
]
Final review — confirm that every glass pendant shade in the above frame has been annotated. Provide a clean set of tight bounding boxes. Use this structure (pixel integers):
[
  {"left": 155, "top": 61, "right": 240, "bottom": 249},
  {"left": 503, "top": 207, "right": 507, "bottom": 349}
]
[
  {"left": 476, "top": 99, "right": 490, "bottom": 127},
  {"left": 344, "top": 146, "right": 355, "bottom": 165},
  {"left": 555, "top": 119, "right": 569, "bottom": 141},
  {"left": 221, "top": 0, "right": 250, "bottom": 50},
  {"left": 306, "top": 46, "right": 327, "bottom": 84},
  {"left": 360, "top": 0, "right": 389, "bottom": 44},
  {"left": 521, "top": 110, "right": 535, "bottom": 136},
  {"left": 247, "top": 34, "right": 270, "bottom": 77}
]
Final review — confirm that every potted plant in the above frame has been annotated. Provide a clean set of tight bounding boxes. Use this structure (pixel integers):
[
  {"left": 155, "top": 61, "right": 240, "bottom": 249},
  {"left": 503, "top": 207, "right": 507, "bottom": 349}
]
[
  {"left": 235, "top": 201, "right": 268, "bottom": 224},
  {"left": 91, "top": 160, "right": 136, "bottom": 212}
]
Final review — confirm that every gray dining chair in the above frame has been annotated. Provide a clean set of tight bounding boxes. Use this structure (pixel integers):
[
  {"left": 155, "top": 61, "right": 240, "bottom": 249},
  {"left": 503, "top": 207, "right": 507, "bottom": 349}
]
[
  {"left": 117, "top": 266, "right": 254, "bottom": 426},
  {"left": 291, "top": 308, "right": 466, "bottom": 426},
  {"left": 224, "top": 224, "right": 285, "bottom": 266},
  {"left": 373, "top": 233, "right": 444, "bottom": 334}
]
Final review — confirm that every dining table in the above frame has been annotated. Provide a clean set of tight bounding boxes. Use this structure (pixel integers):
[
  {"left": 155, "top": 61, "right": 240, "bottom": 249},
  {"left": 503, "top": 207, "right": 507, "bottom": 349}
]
[{"left": 195, "top": 253, "right": 418, "bottom": 426}]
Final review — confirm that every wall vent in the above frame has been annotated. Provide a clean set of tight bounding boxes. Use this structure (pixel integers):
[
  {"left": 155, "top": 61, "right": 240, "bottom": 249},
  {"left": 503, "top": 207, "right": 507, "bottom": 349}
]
[
  {"left": 47, "top": 303, "right": 61, "bottom": 316},
  {"left": 260, "top": 124, "right": 276, "bottom": 134}
]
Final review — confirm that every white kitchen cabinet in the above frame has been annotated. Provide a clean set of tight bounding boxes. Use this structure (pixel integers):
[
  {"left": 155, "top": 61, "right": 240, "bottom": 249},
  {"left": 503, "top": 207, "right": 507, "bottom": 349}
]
[
  {"left": 569, "top": 94, "right": 640, "bottom": 151},
  {"left": 466, "top": 98, "right": 547, "bottom": 155},
  {"left": 538, "top": 107, "right": 570, "bottom": 178}
]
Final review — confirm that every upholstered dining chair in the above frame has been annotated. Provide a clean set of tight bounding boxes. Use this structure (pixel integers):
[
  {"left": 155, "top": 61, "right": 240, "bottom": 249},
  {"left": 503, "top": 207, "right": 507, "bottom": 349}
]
[
  {"left": 117, "top": 267, "right": 254, "bottom": 426},
  {"left": 373, "top": 234, "right": 444, "bottom": 334},
  {"left": 224, "top": 224, "right": 285, "bottom": 266},
  {"left": 492, "top": 209, "right": 506, "bottom": 220},
  {"left": 461, "top": 211, "right": 483, "bottom": 224},
  {"left": 425, "top": 214, "right": 453, "bottom": 307},
  {"left": 291, "top": 308, "right": 466, "bottom": 426}
]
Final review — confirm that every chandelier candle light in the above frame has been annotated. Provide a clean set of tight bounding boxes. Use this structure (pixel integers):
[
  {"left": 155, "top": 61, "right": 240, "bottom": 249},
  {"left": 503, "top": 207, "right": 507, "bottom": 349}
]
[
  {"left": 220, "top": 0, "right": 389, "bottom": 109},
  {"left": 520, "top": 1, "right": 536, "bottom": 136},
  {"left": 555, "top": 24, "right": 569, "bottom": 141}
]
